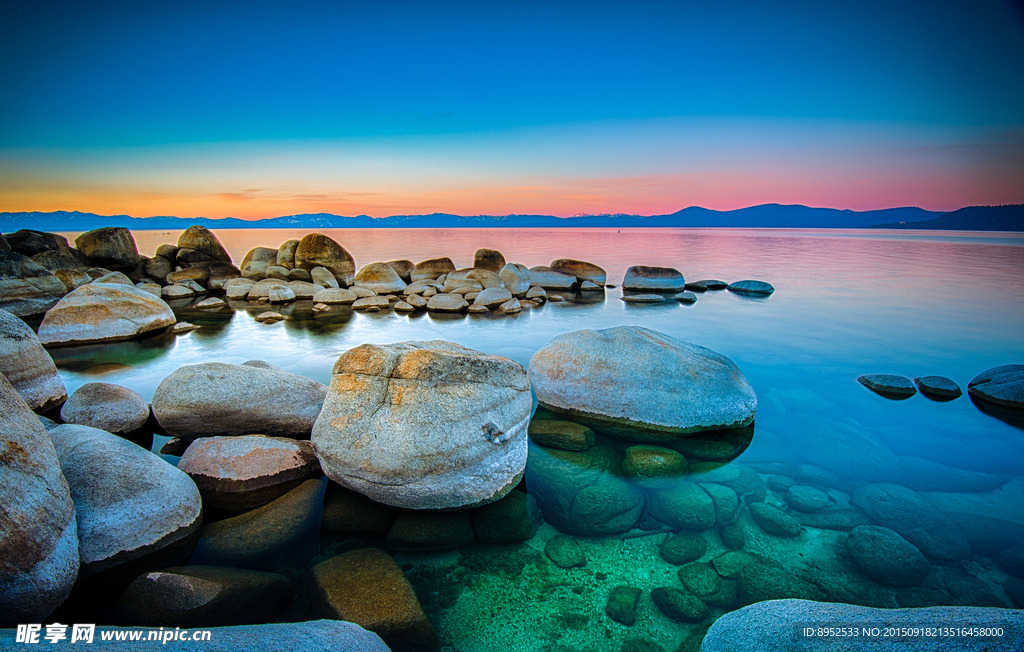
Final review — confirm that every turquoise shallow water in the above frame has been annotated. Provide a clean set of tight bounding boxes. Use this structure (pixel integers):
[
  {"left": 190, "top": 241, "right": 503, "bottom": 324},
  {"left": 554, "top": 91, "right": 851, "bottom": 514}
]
[{"left": 49, "top": 227, "right": 1024, "bottom": 650}]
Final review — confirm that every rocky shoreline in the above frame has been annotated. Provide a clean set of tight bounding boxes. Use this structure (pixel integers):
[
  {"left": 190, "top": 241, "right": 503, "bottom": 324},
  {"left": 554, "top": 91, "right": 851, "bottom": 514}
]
[{"left": 2, "top": 225, "right": 1023, "bottom": 652}]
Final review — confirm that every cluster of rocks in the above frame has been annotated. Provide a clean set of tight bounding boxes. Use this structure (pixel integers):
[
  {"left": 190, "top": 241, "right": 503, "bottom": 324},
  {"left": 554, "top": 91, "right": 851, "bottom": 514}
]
[{"left": 619, "top": 266, "right": 774, "bottom": 304}]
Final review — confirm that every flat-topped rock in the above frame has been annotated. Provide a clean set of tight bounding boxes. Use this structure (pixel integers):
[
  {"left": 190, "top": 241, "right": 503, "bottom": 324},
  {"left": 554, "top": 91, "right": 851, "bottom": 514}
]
[
  {"left": 529, "top": 326, "right": 757, "bottom": 440},
  {"left": 152, "top": 362, "right": 328, "bottom": 440},
  {"left": 727, "top": 279, "right": 775, "bottom": 295},
  {"left": 914, "top": 375, "right": 962, "bottom": 400},
  {"left": 0, "top": 308, "right": 67, "bottom": 411},
  {"left": 858, "top": 374, "right": 917, "bottom": 399},
  {"left": 352, "top": 296, "right": 390, "bottom": 310},
  {"left": 527, "top": 419, "right": 595, "bottom": 451},
  {"left": 411, "top": 257, "right": 456, "bottom": 282},
  {"left": 194, "top": 296, "right": 227, "bottom": 309},
  {"left": 550, "top": 258, "right": 606, "bottom": 286},
  {"left": 528, "top": 265, "right": 575, "bottom": 289},
  {"left": 426, "top": 292, "right": 468, "bottom": 312},
  {"left": 178, "top": 435, "right": 320, "bottom": 512},
  {"left": 473, "top": 286, "right": 513, "bottom": 308},
  {"left": 49, "top": 424, "right": 202, "bottom": 575},
  {"left": 0, "top": 375, "right": 78, "bottom": 626},
  {"left": 621, "top": 293, "right": 666, "bottom": 303},
  {"left": 313, "top": 288, "right": 357, "bottom": 304},
  {"left": 623, "top": 265, "right": 686, "bottom": 291},
  {"left": 38, "top": 283, "right": 175, "bottom": 346},
  {"left": 674, "top": 291, "right": 698, "bottom": 303},
  {"left": 312, "top": 340, "right": 531, "bottom": 510},
  {"left": 354, "top": 262, "right": 407, "bottom": 294},
  {"left": 245, "top": 278, "right": 288, "bottom": 299},
  {"left": 75, "top": 227, "right": 141, "bottom": 271},
  {"left": 60, "top": 382, "right": 149, "bottom": 435},
  {"left": 267, "top": 286, "right": 296, "bottom": 303},
  {"left": 294, "top": 233, "right": 356, "bottom": 286},
  {"left": 968, "top": 365, "right": 1024, "bottom": 411},
  {"left": 0, "top": 250, "right": 68, "bottom": 317},
  {"left": 686, "top": 279, "right": 727, "bottom": 291}
]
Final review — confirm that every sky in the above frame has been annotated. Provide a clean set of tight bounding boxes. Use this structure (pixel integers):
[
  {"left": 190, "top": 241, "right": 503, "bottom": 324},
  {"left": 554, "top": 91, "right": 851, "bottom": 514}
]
[{"left": 1, "top": 0, "right": 1022, "bottom": 219}]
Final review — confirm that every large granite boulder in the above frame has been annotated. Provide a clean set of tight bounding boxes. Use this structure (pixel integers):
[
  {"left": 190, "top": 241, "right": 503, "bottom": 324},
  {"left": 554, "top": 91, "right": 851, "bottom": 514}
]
[
  {"left": 37, "top": 283, "right": 175, "bottom": 346},
  {"left": 31, "top": 249, "right": 88, "bottom": 273},
  {"left": 311, "top": 547, "right": 437, "bottom": 652},
  {"left": 117, "top": 565, "right": 291, "bottom": 627},
  {"left": 178, "top": 435, "right": 320, "bottom": 512},
  {"left": 550, "top": 258, "right": 606, "bottom": 286},
  {"left": 622, "top": 265, "right": 686, "bottom": 292},
  {"left": 474, "top": 248, "right": 506, "bottom": 273},
  {"left": 0, "top": 621, "right": 390, "bottom": 651},
  {"left": 353, "top": 262, "right": 407, "bottom": 294},
  {"left": 0, "top": 250, "right": 67, "bottom": 317},
  {"left": 0, "top": 308, "right": 67, "bottom": 411},
  {"left": 60, "top": 382, "right": 149, "bottom": 435},
  {"left": 239, "top": 246, "right": 278, "bottom": 279},
  {"left": 294, "top": 233, "right": 356, "bottom": 286},
  {"left": 426, "top": 293, "right": 468, "bottom": 313},
  {"left": 851, "top": 483, "right": 969, "bottom": 561},
  {"left": 528, "top": 265, "right": 575, "bottom": 289},
  {"left": 701, "top": 599, "right": 1024, "bottom": 652},
  {"left": 968, "top": 365, "right": 1024, "bottom": 411},
  {"left": 473, "top": 286, "right": 513, "bottom": 309},
  {"left": 5, "top": 230, "right": 77, "bottom": 258},
  {"left": 48, "top": 424, "right": 202, "bottom": 575},
  {"left": 0, "top": 375, "right": 79, "bottom": 626},
  {"left": 312, "top": 340, "right": 532, "bottom": 510},
  {"left": 447, "top": 267, "right": 503, "bottom": 289},
  {"left": 152, "top": 362, "right": 328, "bottom": 440},
  {"left": 75, "top": 227, "right": 141, "bottom": 271},
  {"left": 277, "top": 239, "right": 300, "bottom": 268},
  {"left": 177, "top": 226, "right": 231, "bottom": 264},
  {"left": 529, "top": 326, "right": 757, "bottom": 441},
  {"left": 411, "top": 257, "right": 456, "bottom": 282},
  {"left": 499, "top": 262, "right": 531, "bottom": 295}
]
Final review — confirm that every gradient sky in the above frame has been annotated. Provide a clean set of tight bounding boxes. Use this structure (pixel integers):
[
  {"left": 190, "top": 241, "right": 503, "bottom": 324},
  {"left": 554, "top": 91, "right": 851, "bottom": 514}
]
[{"left": 1, "top": 0, "right": 1022, "bottom": 219}]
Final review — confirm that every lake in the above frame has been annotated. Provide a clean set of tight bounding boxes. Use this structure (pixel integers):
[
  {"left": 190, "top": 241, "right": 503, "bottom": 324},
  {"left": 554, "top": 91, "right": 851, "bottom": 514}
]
[{"left": 52, "top": 227, "right": 1024, "bottom": 651}]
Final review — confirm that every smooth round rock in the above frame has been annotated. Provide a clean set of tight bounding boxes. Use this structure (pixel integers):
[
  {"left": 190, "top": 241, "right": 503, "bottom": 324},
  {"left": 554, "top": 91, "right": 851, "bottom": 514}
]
[
  {"left": 914, "top": 375, "right": 962, "bottom": 401},
  {"left": 266, "top": 265, "right": 291, "bottom": 281},
  {"left": 749, "top": 502, "right": 802, "bottom": 537},
  {"left": 0, "top": 250, "right": 69, "bottom": 317},
  {"left": 254, "top": 311, "right": 284, "bottom": 323},
  {"left": 277, "top": 239, "right": 299, "bottom": 268},
  {"left": 650, "top": 482, "right": 716, "bottom": 530},
  {"left": 426, "top": 293, "right": 468, "bottom": 312},
  {"left": 472, "top": 490, "right": 541, "bottom": 543},
  {"left": 92, "top": 271, "right": 134, "bottom": 286},
  {"left": 287, "top": 281, "right": 324, "bottom": 299},
  {"left": 686, "top": 280, "right": 727, "bottom": 292},
  {"left": 784, "top": 485, "right": 829, "bottom": 513},
  {"left": 528, "top": 265, "right": 575, "bottom": 289},
  {"left": 311, "top": 266, "right": 341, "bottom": 289},
  {"left": 311, "top": 340, "right": 532, "bottom": 510},
  {"left": 727, "top": 280, "right": 774, "bottom": 296},
  {"left": 410, "top": 257, "right": 456, "bottom": 282},
  {"left": 622, "top": 445, "right": 688, "bottom": 487},
  {"left": 499, "top": 263, "right": 531, "bottom": 295},
  {"left": 224, "top": 277, "right": 256, "bottom": 299},
  {"left": 474, "top": 248, "right": 506, "bottom": 273},
  {"left": 353, "top": 262, "right": 407, "bottom": 294},
  {"left": 385, "top": 510, "right": 474, "bottom": 552},
  {"left": 527, "top": 419, "right": 595, "bottom": 451},
  {"left": 352, "top": 296, "right": 390, "bottom": 310},
  {"left": 473, "top": 286, "right": 513, "bottom": 308},
  {"left": 651, "top": 587, "right": 708, "bottom": 622},
  {"left": 194, "top": 297, "right": 227, "bottom": 310},
  {"left": 605, "top": 586, "right": 641, "bottom": 626},
  {"left": 622, "top": 265, "right": 686, "bottom": 292},
  {"left": 550, "top": 258, "right": 606, "bottom": 286},
  {"left": 858, "top": 374, "right": 917, "bottom": 399},
  {"left": 38, "top": 283, "right": 175, "bottom": 346},
  {"left": 498, "top": 298, "right": 521, "bottom": 314},
  {"left": 674, "top": 291, "right": 698, "bottom": 303},
  {"left": 968, "top": 365, "right": 1024, "bottom": 410},
  {"left": 620, "top": 293, "right": 665, "bottom": 304},
  {"left": 240, "top": 246, "right": 278, "bottom": 279},
  {"left": 60, "top": 382, "right": 149, "bottom": 435},
  {"left": 313, "top": 288, "right": 357, "bottom": 304},
  {"left": 294, "top": 233, "right": 356, "bottom": 286},
  {"left": 75, "top": 227, "right": 141, "bottom": 270},
  {"left": 847, "top": 525, "right": 931, "bottom": 586},
  {"left": 529, "top": 326, "right": 757, "bottom": 440},
  {"left": 177, "top": 225, "right": 231, "bottom": 264},
  {"left": 268, "top": 286, "right": 296, "bottom": 303},
  {"left": 288, "top": 267, "right": 313, "bottom": 282},
  {"left": 660, "top": 533, "right": 707, "bottom": 565},
  {"left": 0, "top": 308, "right": 67, "bottom": 411},
  {"left": 545, "top": 534, "right": 586, "bottom": 568}
]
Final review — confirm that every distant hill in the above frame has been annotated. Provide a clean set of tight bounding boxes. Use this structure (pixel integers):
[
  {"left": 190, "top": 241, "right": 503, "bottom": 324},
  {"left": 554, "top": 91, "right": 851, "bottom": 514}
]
[
  {"left": 872, "top": 204, "right": 1024, "bottom": 231},
  {"left": 0, "top": 203, "right": 1016, "bottom": 232}
]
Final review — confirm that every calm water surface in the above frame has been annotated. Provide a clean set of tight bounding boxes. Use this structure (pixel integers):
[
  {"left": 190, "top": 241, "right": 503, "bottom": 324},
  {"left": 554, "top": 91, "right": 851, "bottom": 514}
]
[{"left": 53, "top": 228, "right": 1024, "bottom": 651}]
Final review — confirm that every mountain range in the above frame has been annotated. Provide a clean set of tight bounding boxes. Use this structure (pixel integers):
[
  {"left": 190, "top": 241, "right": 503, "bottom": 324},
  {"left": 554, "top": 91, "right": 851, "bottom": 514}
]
[{"left": 1, "top": 203, "right": 1021, "bottom": 232}]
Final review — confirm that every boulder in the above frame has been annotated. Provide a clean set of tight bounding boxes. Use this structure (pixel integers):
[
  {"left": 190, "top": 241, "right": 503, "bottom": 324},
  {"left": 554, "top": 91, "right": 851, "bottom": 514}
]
[
  {"left": 527, "top": 418, "right": 595, "bottom": 451},
  {"left": 191, "top": 478, "right": 325, "bottom": 569},
  {"left": 0, "top": 250, "right": 67, "bottom": 317},
  {"left": 660, "top": 533, "right": 708, "bottom": 565},
  {"left": 254, "top": 311, "right": 284, "bottom": 323},
  {"left": 921, "top": 478, "right": 1024, "bottom": 554},
  {"left": 386, "top": 511, "right": 474, "bottom": 552},
  {"left": 968, "top": 365, "right": 1024, "bottom": 411},
  {"left": 858, "top": 374, "right": 917, "bottom": 399},
  {"left": 0, "top": 233, "right": 7, "bottom": 249},
  {"left": 621, "top": 293, "right": 666, "bottom": 303},
  {"left": 59, "top": 382, "right": 149, "bottom": 435},
  {"left": 622, "top": 265, "right": 686, "bottom": 292},
  {"left": 6, "top": 230, "right": 76, "bottom": 257},
  {"left": 54, "top": 268, "right": 92, "bottom": 292},
  {"left": 785, "top": 485, "right": 829, "bottom": 513},
  {"left": 48, "top": 424, "right": 202, "bottom": 575},
  {"left": 393, "top": 301, "right": 414, "bottom": 312},
  {"left": 117, "top": 565, "right": 291, "bottom": 627},
  {"left": 311, "top": 547, "right": 437, "bottom": 652},
  {"left": 651, "top": 587, "right": 708, "bottom": 622},
  {"left": 75, "top": 227, "right": 141, "bottom": 270},
  {"left": 153, "top": 362, "right": 327, "bottom": 440},
  {"left": 178, "top": 435, "right": 320, "bottom": 512},
  {"left": 240, "top": 246, "right": 278, "bottom": 279},
  {"left": 384, "top": 259, "right": 413, "bottom": 283},
  {"left": 352, "top": 296, "right": 389, "bottom": 310},
  {"left": 674, "top": 291, "right": 697, "bottom": 303},
  {"left": 37, "top": 283, "right": 175, "bottom": 346},
  {"left": 621, "top": 444, "right": 688, "bottom": 488},
  {"left": 550, "top": 258, "right": 606, "bottom": 286},
  {"left": 312, "top": 341, "right": 531, "bottom": 510},
  {"left": 529, "top": 326, "right": 757, "bottom": 440},
  {"left": 144, "top": 255, "right": 174, "bottom": 282},
  {"left": 267, "top": 286, "right": 296, "bottom": 303},
  {"left": 526, "top": 286, "right": 546, "bottom": 301},
  {"left": 650, "top": 482, "right": 716, "bottom": 530},
  {"left": 177, "top": 226, "right": 231, "bottom": 263},
  {"left": 405, "top": 294, "right": 428, "bottom": 309},
  {"left": 426, "top": 293, "right": 468, "bottom": 312},
  {"left": 605, "top": 586, "right": 641, "bottom": 626},
  {"left": 472, "top": 489, "right": 541, "bottom": 543},
  {"left": 545, "top": 534, "right": 586, "bottom": 568},
  {"left": 166, "top": 267, "right": 210, "bottom": 285},
  {"left": 473, "top": 248, "right": 506, "bottom": 272},
  {"left": 287, "top": 281, "right": 324, "bottom": 299},
  {"left": 288, "top": 268, "right": 311, "bottom": 282},
  {"left": 846, "top": 525, "right": 930, "bottom": 586},
  {"left": 313, "top": 288, "right": 357, "bottom": 304},
  {"left": 310, "top": 266, "right": 340, "bottom": 288},
  {"left": 276, "top": 239, "right": 300, "bottom": 268},
  {"left": 31, "top": 249, "right": 87, "bottom": 273},
  {"left": 354, "top": 262, "right": 407, "bottom": 293},
  {"left": 727, "top": 280, "right": 775, "bottom": 296},
  {"left": 0, "top": 308, "right": 67, "bottom": 411},
  {"left": 245, "top": 278, "right": 288, "bottom": 300},
  {"left": 411, "top": 257, "right": 456, "bottom": 282},
  {"left": 294, "top": 234, "right": 356, "bottom": 286},
  {"left": 473, "top": 286, "right": 513, "bottom": 308},
  {"left": 194, "top": 297, "right": 227, "bottom": 310},
  {"left": 266, "top": 265, "right": 291, "bottom": 280},
  {"left": 321, "top": 485, "right": 396, "bottom": 536},
  {"left": 852, "top": 483, "right": 970, "bottom": 561},
  {"left": 737, "top": 561, "right": 827, "bottom": 604},
  {"left": 92, "top": 270, "right": 134, "bottom": 286},
  {"left": 914, "top": 375, "right": 962, "bottom": 401},
  {"left": 528, "top": 265, "right": 575, "bottom": 289},
  {"left": 162, "top": 284, "right": 194, "bottom": 299},
  {"left": 0, "top": 375, "right": 78, "bottom": 626},
  {"left": 702, "top": 599, "right": 1024, "bottom": 652},
  {"left": 749, "top": 502, "right": 802, "bottom": 537}
]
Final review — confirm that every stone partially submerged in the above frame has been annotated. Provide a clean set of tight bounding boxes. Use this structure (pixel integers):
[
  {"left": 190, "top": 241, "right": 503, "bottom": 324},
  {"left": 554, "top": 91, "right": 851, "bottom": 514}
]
[
  {"left": 312, "top": 340, "right": 532, "bottom": 510},
  {"left": 0, "top": 308, "right": 67, "bottom": 411},
  {"left": 622, "top": 265, "right": 686, "bottom": 292},
  {"left": 0, "top": 250, "right": 68, "bottom": 317},
  {"left": 528, "top": 326, "right": 757, "bottom": 441},
  {"left": 968, "top": 364, "right": 1024, "bottom": 411},
  {"left": 37, "top": 283, "right": 175, "bottom": 346}
]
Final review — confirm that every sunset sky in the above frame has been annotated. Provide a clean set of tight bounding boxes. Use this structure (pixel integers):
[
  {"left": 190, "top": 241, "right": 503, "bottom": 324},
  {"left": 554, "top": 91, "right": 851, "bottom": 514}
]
[{"left": 1, "top": 0, "right": 1022, "bottom": 219}]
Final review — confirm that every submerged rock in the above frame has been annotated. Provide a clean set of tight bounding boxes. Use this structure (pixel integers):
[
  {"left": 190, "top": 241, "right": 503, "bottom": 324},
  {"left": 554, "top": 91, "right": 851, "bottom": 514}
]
[
  {"left": 312, "top": 340, "right": 532, "bottom": 510},
  {"left": 0, "top": 308, "right": 67, "bottom": 411},
  {"left": 386, "top": 511, "right": 474, "bottom": 552},
  {"left": 321, "top": 485, "right": 396, "bottom": 536},
  {"left": 605, "top": 586, "right": 641, "bottom": 626},
  {"left": 49, "top": 424, "right": 202, "bottom": 575},
  {"left": 847, "top": 525, "right": 931, "bottom": 586},
  {"left": 545, "top": 534, "right": 586, "bottom": 568},
  {"left": 968, "top": 364, "right": 1024, "bottom": 411},
  {"left": 622, "top": 445, "right": 688, "bottom": 488},
  {"left": 852, "top": 483, "right": 970, "bottom": 561},
  {"left": 38, "top": 283, "right": 175, "bottom": 346},
  {"left": 650, "top": 482, "right": 716, "bottom": 531},
  {"left": 0, "top": 250, "right": 68, "bottom": 317},
  {"left": 529, "top": 326, "right": 757, "bottom": 441},
  {"left": 426, "top": 293, "right": 468, "bottom": 313},
  {"left": 749, "top": 502, "right": 802, "bottom": 537},
  {"left": 660, "top": 533, "right": 708, "bottom": 565},
  {"left": 472, "top": 489, "right": 541, "bottom": 543},
  {"left": 527, "top": 418, "right": 595, "bottom": 451},
  {"left": 60, "top": 382, "right": 149, "bottom": 435},
  {"left": 0, "top": 376, "right": 78, "bottom": 626},
  {"left": 727, "top": 280, "right": 774, "bottom": 296},
  {"left": 858, "top": 374, "right": 917, "bottom": 399},
  {"left": 651, "top": 587, "right": 708, "bottom": 622},
  {"left": 621, "top": 293, "right": 666, "bottom": 303},
  {"left": 622, "top": 265, "right": 686, "bottom": 292},
  {"left": 914, "top": 375, "right": 962, "bottom": 401},
  {"left": 152, "top": 362, "right": 328, "bottom": 440}
]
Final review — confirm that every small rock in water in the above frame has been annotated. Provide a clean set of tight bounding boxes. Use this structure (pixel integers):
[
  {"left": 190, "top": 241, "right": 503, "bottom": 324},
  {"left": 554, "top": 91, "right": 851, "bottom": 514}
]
[
  {"left": 548, "top": 294, "right": 565, "bottom": 302},
  {"left": 172, "top": 321, "right": 198, "bottom": 334},
  {"left": 727, "top": 280, "right": 774, "bottom": 296},
  {"left": 749, "top": 502, "right": 802, "bottom": 537},
  {"left": 622, "top": 265, "right": 686, "bottom": 292},
  {"left": 268, "top": 286, "right": 296, "bottom": 303},
  {"left": 674, "top": 291, "right": 697, "bottom": 303},
  {"left": 527, "top": 419, "right": 595, "bottom": 451},
  {"left": 352, "top": 296, "right": 389, "bottom": 311},
  {"left": 194, "top": 296, "right": 226, "bottom": 310},
  {"left": 651, "top": 587, "right": 708, "bottom": 622},
  {"left": 857, "top": 374, "right": 917, "bottom": 399},
  {"left": 659, "top": 533, "right": 708, "bottom": 565},
  {"left": 785, "top": 485, "right": 829, "bottom": 513},
  {"left": 621, "top": 294, "right": 666, "bottom": 303},
  {"left": 498, "top": 298, "right": 521, "bottom": 314},
  {"left": 622, "top": 445, "right": 688, "bottom": 488},
  {"left": 393, "top": 300, "right": 414, "bottom": 312},
  {"left": 311, "top": 302, "right": 331, "bottom": 313},
  {"left": 605, "top": 586, "right": 641, "bottom": 626},
  {"left": 254, "top": 311, "right": 284, "bottom": 323},
  {"left": 914, "top": 375, "right": 962, "bottom": 401},
  {"left": 546, "top": 534, "right": 586, "bottom": 568},
  {"left": 467, "top": 304, "right": 489, "bottom": 314},
  {"left": 846, "top": 525, "right": 931, "bottom": 586}
]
